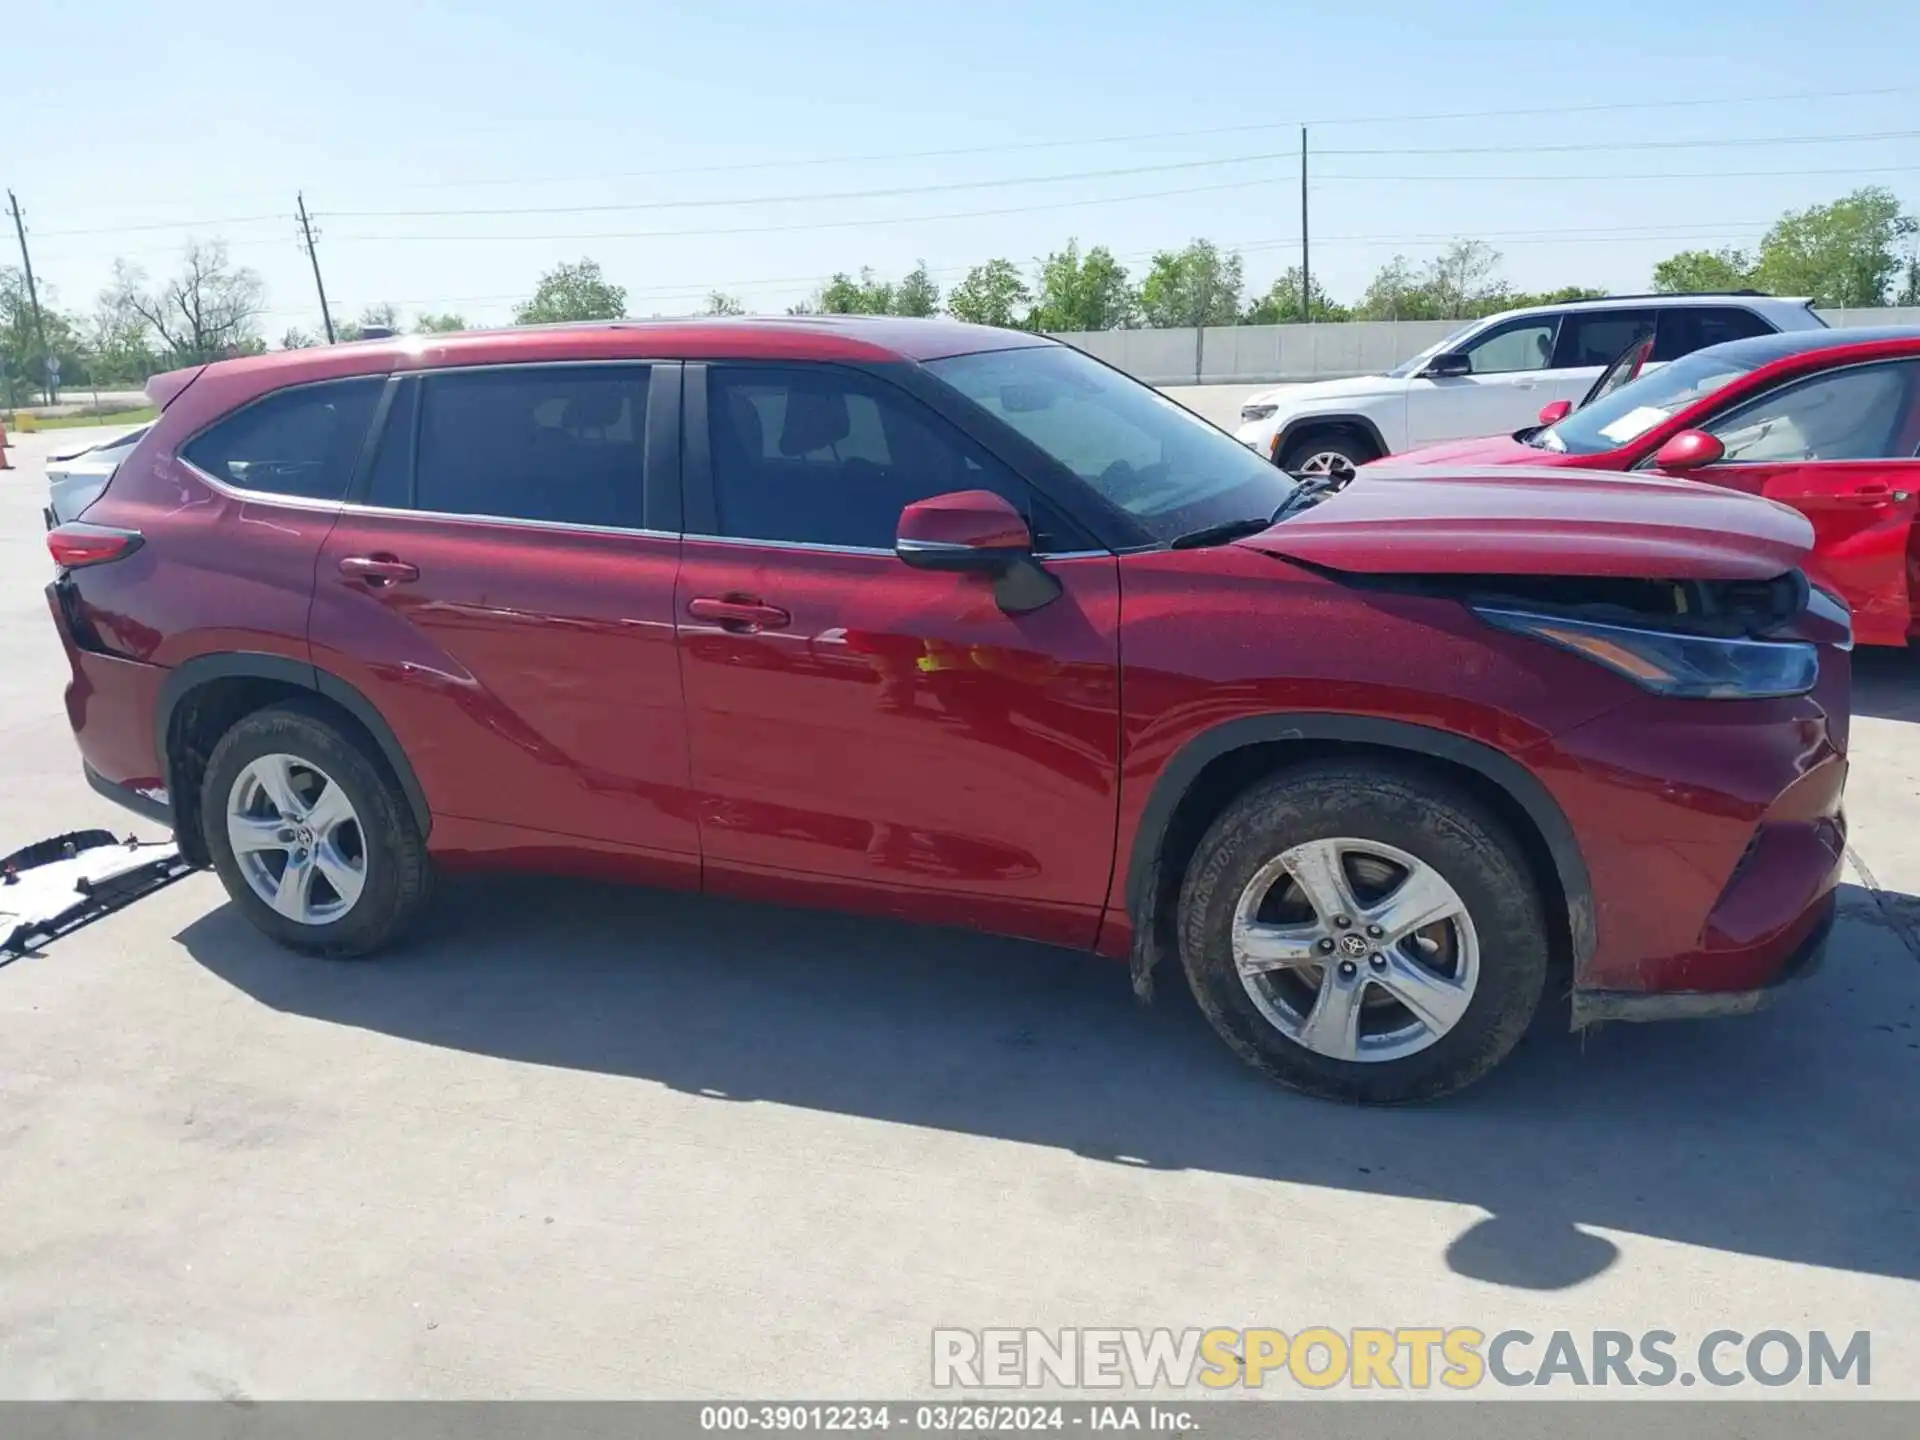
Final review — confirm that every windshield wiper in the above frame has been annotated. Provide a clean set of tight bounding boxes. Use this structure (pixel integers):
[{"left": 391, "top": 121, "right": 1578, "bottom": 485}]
[
  {"left": 1168, "top": 516, "right": 1274, "bottom": 549},
  {"left": 1168, "top": 477, "right": 1346, "bottom": 549}
]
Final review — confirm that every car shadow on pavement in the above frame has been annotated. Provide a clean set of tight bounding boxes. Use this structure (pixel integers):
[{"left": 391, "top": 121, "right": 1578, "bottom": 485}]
[{"left": 175, "top": 874, "right": 1919, "bottom": 1292}]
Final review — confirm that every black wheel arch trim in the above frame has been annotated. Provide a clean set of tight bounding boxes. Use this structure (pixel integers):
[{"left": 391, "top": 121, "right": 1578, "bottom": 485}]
[
  {"left": 1124, "top": 712, "right": 1595, "bottom": 967},
  {"left": 154, "top": 652, "right": 432, "bottom": 837},
  {"left": 1274, "top": 414, "right": 1390, "bottom": 463}
]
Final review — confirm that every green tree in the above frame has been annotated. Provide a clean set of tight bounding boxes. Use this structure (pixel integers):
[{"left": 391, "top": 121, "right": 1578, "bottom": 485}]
[
  {"left": 1652, "top": 246, "right": 1757, "bottom": 294},
  {"left": 1751, "top": 187, "right": 1917, "bottom": 306},
  {"left": 514, "top": 258, "right": 626, "bottom": 324},
  {"left": 1423, "top": 240, "right": 1510, "bottom": 318},
  {"left": 414, "top": 312, "right": 470, "bottom": 333},
  {"left": 816, "top": 268, "right": 894, "bottom": 314},
  {"left": 280, "top": 327, "right": 320, "bottom": 349},
  {"left": 947, "top": 258, "right": 1031, "bottom": 328},
  {"left": 86, "top": 261, "right": 158, "bottom": 385},
  {"left": 1028, "top": 240, "right": 1137, "bottom": 331},
  {"left": 114, "top": 241, "right": 265, "bottom": 367},
  {"left": 1353, "top": 242, "right": 1517, "bottom": 320},
  {"left": 332, "top": 302, "right": 401, "bottom": 342},
  {"left": 1354, "top": 255, "right": 1439, "bottom": 320},
  {"left": 704, "top": 292, "right": 745, "bottom": 316},
  {"left": 2, "top": 266, "right": 87, "bottom": 401},
  {"left": 1138, "top": 240, "right": 1244, "bottom": 328},
  {"left": 1242, "top": 267, "right": 1349, "bottom": 324},
  {"left": 1507, "top": 285, "right": 1610, "bottom": 309},
  {"left": 893, "top": 261, "right": 941, "bottom": 317}
]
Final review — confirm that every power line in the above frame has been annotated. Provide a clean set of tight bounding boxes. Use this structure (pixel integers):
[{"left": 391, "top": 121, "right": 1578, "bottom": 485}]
[
  {"left": 319, "top": 128, "right": 1920, "bottom": 221},
  {"left": 33, "top": 213, "right": 287, "bottom": 239},
  {"left": 315, "top": 164, "right": 1920, "bottom": 246},
  {"left": 352, "top": 82, "right": 1920, "bottom": 192}
]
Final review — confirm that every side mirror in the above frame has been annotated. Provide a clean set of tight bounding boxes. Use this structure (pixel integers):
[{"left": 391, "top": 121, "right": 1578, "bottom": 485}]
[
  {"left": 896, "top": 490, "right": 1060, "bottom": 614},
  {"left": 1652, "top": 429, "right": 1725, "bottom": 473},
  {"left": 1537, "top": 399, "right": 1573, "bottom": 426},
  {"left": 1422, "top": 351, "right": 1471, "bottom": 379}
]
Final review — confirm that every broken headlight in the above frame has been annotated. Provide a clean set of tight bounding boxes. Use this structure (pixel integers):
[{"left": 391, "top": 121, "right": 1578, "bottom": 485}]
[{"left": 1473, "top": 607, "right": 1819, "bottom": 699}]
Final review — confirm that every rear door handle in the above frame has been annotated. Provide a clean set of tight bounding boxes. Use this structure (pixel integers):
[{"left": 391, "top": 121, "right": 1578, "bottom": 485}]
[
  {"left": 339, "top": 555, "right": 420, "bottom": 585},
  {"left": 688, "top": 595, "right": 791, "bottom": 632}
]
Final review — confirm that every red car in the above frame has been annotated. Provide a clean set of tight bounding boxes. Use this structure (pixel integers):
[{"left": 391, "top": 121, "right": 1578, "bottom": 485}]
[
  {"left": 45, "top": 318, "right": 1851, "bottom": 1102},
  {"left": 1387, "top": 326, "right": 1920, "bottom": 648}
]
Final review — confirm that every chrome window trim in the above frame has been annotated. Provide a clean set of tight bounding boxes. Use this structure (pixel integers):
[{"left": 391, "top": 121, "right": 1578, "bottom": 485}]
[
  {"left": 185, "top": 458, "right": 677, "bottom": 541},
  {"left": 681, "top": 531, "right": 1110, "bottom": 561}
]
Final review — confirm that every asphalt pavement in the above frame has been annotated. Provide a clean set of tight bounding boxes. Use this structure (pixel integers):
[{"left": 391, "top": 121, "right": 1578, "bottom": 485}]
[{"left": 1, "top": 425, "right": 1916, "bottom": 1400}]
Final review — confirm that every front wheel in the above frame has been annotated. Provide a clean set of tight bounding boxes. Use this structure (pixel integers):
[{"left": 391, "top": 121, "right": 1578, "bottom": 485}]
[
  {"left": 1278, "top": 430, "right": 1374, "bottom": 477},
  {"left": 1177, "top": 761, "right": 1549, "bottom": 1103}
]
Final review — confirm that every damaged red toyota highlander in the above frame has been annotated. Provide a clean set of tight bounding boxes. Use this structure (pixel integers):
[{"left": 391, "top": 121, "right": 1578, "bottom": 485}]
[{"left": 45, "top": 318, "right": 1851, "bottom": 1102}]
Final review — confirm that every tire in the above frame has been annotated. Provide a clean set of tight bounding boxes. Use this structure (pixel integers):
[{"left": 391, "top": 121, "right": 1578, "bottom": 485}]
[
  {"left": 1278, "top": 429, "right": 1375, "bottom": 477},
  {"left": 1177, "top": 760, "right": 1548, "bottom": 1104},
  {"left": 200, "top": 700, "right": 431, "bottom": 958}
]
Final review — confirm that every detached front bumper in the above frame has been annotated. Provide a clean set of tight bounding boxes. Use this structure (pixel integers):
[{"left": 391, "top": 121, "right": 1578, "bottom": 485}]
[{"left": 1571, "top": 891, "right": 1836, "bottom": 1025}]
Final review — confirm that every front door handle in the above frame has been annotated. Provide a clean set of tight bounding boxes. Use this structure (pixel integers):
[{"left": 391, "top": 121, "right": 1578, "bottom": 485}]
[
  {"left": 339, "top": 554, "right": 420, "bottom": 586},
  {"left": 688, "top": 595, "right": 791, "bottom": 632}
]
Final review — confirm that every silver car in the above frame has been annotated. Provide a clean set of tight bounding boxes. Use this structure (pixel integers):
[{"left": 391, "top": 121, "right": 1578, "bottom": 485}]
[{"left": 44, "top": 424, "right": 151, "bottom": 528}]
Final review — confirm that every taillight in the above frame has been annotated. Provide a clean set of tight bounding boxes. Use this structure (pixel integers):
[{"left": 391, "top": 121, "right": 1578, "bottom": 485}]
[{"left": 47, "top": 522, "right": 144, "bottom": 569}]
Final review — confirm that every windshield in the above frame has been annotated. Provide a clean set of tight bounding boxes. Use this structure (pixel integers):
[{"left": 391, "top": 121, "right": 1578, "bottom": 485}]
[
  {"left": 1385, "top": 322, "right": 1478, "bottom": 378},
  {"left": 1531, "top": 349, "right": 1757, "bottom": 455},
  {"left": 926, "top": 345, "right": 1297, "bottom": 543}
]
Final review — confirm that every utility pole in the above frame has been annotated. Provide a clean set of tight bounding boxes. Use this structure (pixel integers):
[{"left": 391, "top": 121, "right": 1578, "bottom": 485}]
[
  {"left": 7, "top": 190, "right": 54, "bottom": 401},
  {"left": 1299, "top": 127, "right": 1311, "bottom": 325},
  {"left": 296, "top": 193, "right": 336, "bottom": 344}
]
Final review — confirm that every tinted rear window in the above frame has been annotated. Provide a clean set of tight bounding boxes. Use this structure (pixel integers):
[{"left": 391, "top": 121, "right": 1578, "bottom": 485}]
[
  {"left": 1652, "top": 306, "right": 1776, "bottom": 362},
  {"left": 411, "top": 365, "right": 652, "bottom": 528},
  {"left": 183, "top": 378, "right": 384, "bottom": 500}
]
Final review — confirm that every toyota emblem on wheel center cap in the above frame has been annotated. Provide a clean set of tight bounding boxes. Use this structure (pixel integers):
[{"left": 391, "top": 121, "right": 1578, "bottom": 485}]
[{"left": 1338, "top": 933, "right": 1369, "bottom": 958}]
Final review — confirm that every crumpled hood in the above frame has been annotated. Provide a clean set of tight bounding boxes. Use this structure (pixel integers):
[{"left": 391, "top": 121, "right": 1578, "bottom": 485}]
[
  {"left": 1239, "top": 464, "right": 1814, "bottom": 580},
  {"left": 1244, "top": 373, "right": 1402, "bottom": 408}
]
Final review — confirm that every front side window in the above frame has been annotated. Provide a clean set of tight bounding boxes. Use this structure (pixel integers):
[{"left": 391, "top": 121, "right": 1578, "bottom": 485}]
[
  {"left": 411, "top": 365, "right": 651, "bottom": 528},
  {"left": 703, "top": 365, "right": 1037, "bottom": 551},
  {"left": 1555, "top": 310, "right": 1658, "bottom": 369},
  {"left": 183, "top": 377, "right": 384, "bottom": 500},
  {"left": 1460, "top": 317, "right": 1559, "bottom": 375},
  {"left": 925, "top": 344, "right": 1294, "bottom": 544},
  {"left": 1705, "top": 361, "right": 1920, "bottom": 464}
]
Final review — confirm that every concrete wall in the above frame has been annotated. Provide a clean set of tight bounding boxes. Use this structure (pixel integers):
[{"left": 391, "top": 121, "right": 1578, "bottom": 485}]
[{"left": 1049, "top": 306, "right": 1920, "bottom": 387}]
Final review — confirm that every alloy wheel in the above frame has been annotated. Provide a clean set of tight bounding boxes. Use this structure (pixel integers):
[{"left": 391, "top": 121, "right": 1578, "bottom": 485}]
[
  {"left": 1230, "top": 837, "right": 1479, "bottom": 1062},
  {"left": 225, "top": 753, "right": 368, "bottom": 925}
]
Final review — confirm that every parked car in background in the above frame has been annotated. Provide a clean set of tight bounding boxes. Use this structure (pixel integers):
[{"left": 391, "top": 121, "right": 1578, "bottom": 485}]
[
  {"left": 1387, "top": 326, "right": 1920, "bottom": 648},
  {"left": 45, "top": 318, "right": 1850, "bottom": 1102},
  {"left": 44, "top": 424, "right": 152, "bottom": 527},
  {"left": 1233, "top": 293, "right": 1826, "bottom": 474}
]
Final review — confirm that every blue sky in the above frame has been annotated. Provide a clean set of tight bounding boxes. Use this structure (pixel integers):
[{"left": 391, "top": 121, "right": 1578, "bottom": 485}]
[{"left": 10, "top": 0, "right": 1919, "bottom": 336}]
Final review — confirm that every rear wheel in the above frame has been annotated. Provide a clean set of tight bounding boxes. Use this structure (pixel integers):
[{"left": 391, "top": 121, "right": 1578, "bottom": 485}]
[
  {"left": 201, "top": 702, "right": 430, "bottom": 958},
  {"left": 1177, "top": 761, "right": 1548, "bottom": 1103}
]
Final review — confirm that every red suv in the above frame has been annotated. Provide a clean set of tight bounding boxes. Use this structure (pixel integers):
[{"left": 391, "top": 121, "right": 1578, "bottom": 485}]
[{"left": 46, "top": 318, "right": 1852, "bottom": 1102}]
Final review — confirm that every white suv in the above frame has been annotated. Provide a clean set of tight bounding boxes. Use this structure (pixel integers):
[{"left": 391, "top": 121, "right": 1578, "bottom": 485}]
[{"left": 1233, "top": 293, "right": 1827, "bottom": 472}]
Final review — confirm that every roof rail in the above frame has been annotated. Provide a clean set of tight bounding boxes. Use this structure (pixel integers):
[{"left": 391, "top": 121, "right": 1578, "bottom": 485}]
[{"left": 1574, "top": 289, "right": 1773, "bottom": 302}]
